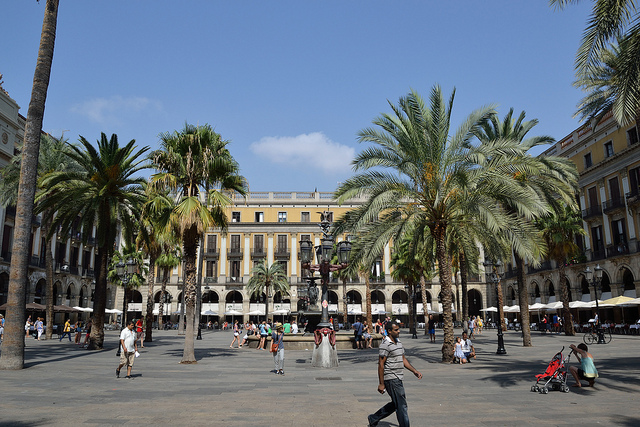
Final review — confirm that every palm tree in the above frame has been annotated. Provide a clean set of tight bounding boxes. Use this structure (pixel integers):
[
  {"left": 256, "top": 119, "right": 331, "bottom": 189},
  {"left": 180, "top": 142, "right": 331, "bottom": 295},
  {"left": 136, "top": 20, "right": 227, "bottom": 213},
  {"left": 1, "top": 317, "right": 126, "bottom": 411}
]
[
  {"left": 151, "top": 123, "right": 246, "bottom": 363},
  {"left": 551, "top": 1, "right": 640, "bottom": 125},
  {"left": 0, "top": 0, "right": 59, "bottom": 370},
  {"left": 136, "top": 186, "right": 177, "bottom": 342},
  {"left": 475, "top": 108, "right": 579, "bottom": 346},
  {"left": 155, "top": 244, "right": 181, "bottom": 331},
  {"left": 334, "top": 86, "right": 549, "bottom": 362},
  {"left": 36, "top": 133, "right": 149, "bottom": 349},
  {"left": 108, "top": 249, "right": 147, "bottom": 327},
  {"left": 246, "top": 262, "right": 290, "bottom": 322},
  {"left": 537, "top": 204, "right": 585, "bottom": 336},
  {"left": 0, "top": 134, "right": 80, "bottom": 340}
]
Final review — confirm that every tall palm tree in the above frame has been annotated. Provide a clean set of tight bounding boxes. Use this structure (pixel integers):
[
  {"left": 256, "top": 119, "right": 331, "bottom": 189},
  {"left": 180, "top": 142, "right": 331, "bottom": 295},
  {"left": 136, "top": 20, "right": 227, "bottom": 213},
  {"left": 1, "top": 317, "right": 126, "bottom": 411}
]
[
  {"left": 151, "top": 123, "right": 246, "bottom": 363},
  {"left": 537, "top": 204, "right": 585, "bottom": 336},
  {"left": 246, "top": 262, "right": 290, "bottom": 322},
  {"left": 0, "top": 134, "right": 80, "bottom": 340},
  {"left": 0, "top": 0, "right": 59, "bottom": 371},
  {"left": 475, "top": 108, "right": 579, "bottom": 346},
  {"left": 551, "top": 0, "right": 640, "bottom": 125},
  {"left": 35, "top": 133, "right": 149, "bottom": 349},
  {"left": 334, "top": 86, "right": 549, "bottom": 362}
]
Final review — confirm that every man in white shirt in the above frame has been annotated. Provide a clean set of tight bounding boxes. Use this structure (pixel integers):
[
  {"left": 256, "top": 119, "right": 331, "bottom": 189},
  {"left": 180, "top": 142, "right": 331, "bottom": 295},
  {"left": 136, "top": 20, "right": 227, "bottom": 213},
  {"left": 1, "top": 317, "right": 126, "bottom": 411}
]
[
  {"left": 116, "top": 320, "right": 137, "bottom": 379},
  {"left": 291, "top": 321, "right": 299, "bottom": 334}
]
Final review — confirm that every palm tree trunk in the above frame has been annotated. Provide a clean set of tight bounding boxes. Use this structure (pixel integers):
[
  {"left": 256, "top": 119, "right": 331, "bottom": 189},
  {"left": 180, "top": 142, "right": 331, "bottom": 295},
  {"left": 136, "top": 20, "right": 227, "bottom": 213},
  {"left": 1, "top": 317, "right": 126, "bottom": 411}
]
[
  {"left": 515, "top": 254, "right": 532, "bottom": 346},
  {"left": 342, "top": 277, "right": 347, "bottom": 325},
  {"left": 460, "top": 250, "right": 469, "bottom": 321},
  {"left": 88, "top": 246, "right": 108, "bottom": 349},
  {"left": 497, "top": 280, "right": 507, "bottom": 333},
  {"left": 158, "top": 268, "right": 169, "bottom": 330},
  {"left": 144, "top": 257, "right": 156, "bottom": 342},
  {"left": 407, "top": 281, "right": 415, "bottom": 333},
  {"left": 420, "top": 275, "right": 428, "bottom": 335},
  {"left": 365, "top": 271, "right": 372, "bottom": 329},
  {"left": 0, "top": 0, "right": 59, "bottom": 370},
  {"left": 435, "top": 228, "right": 454, "bottom": 363},
  {"left": 559, "top": 261, "right": 575, "bottom": 336},
  {"left": 43, "top": 211, "right": 55, "bottom": 340},
  {"left": 180, "top": 227, "right": 198, "bottom": 363},
  {"left": 122, "top": 287, "right": 129, "bottom": 328}
]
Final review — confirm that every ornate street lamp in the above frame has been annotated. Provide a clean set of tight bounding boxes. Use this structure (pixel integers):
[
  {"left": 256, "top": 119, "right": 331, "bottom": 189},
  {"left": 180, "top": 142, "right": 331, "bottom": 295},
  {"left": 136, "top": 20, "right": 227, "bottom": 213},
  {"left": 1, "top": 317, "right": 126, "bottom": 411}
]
[
  {"left": 299, "top": 211, "right": 352, "bottom": 368},
  {"left": 584, "top": 264, "right": 605, "bottom": 343},
  {"left": 484, "top": 259, "right": 507, "bottom": 355}
]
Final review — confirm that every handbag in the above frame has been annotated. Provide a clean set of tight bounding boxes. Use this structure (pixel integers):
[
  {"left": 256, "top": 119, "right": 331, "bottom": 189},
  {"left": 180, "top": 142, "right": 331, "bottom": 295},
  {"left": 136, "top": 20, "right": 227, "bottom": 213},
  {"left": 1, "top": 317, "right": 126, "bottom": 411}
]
[{"left": 270, "top": 333, "right": 283, "bottom": 353}]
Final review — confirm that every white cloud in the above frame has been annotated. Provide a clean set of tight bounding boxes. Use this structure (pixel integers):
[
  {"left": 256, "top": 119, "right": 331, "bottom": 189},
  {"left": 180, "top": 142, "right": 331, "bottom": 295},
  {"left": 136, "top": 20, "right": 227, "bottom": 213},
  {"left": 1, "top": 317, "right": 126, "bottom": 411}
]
[
  {"left": 250, "top": 132, "right": 354, "bottom": 175},
  {"left": 70, "top": 96, "right": 162, "bottom": 125}
]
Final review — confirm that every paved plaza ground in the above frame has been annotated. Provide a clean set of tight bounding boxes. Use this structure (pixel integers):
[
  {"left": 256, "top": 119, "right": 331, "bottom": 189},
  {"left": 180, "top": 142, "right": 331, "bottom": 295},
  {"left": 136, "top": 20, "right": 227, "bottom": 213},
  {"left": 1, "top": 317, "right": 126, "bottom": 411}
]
[{"left": 0, "top": 326, "right": 639, "bottom": 426}]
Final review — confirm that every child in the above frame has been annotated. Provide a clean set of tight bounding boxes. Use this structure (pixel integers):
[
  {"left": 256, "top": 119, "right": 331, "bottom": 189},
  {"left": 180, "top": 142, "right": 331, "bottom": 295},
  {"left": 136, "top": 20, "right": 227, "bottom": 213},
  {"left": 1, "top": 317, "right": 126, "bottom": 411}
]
[{"left": 454, "top": 336, "right": 467, "bottom": 364}]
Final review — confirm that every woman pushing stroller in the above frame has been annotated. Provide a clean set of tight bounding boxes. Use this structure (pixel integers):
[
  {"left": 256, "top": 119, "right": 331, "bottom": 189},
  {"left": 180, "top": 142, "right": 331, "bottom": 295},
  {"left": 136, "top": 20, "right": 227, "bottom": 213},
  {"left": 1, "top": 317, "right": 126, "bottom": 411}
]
[{"left": 569, "top": 343, "right": 598, "bottom": 388}]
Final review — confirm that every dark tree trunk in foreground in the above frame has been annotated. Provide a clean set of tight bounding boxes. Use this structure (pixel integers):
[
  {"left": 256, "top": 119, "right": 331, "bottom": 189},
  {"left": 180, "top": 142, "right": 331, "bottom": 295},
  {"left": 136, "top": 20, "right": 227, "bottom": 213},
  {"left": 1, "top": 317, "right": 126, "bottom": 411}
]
[
  {"left": 436, "top": 228, "right": 454, "bottom": 363},
  {"left": 0, "top": 0, "right": 59, "bottom": 370},
  {"left": 43, "top": 211, "right": 55, "bottom": 340},
  {"left": 515, "top": 254, "right": 532, "bottom": 346},
  {"left": 558, "top": 262, "right": 575, "bottom": 336},
  {"left": 144, "top": 257, "right": 156, "bottom": 342}
]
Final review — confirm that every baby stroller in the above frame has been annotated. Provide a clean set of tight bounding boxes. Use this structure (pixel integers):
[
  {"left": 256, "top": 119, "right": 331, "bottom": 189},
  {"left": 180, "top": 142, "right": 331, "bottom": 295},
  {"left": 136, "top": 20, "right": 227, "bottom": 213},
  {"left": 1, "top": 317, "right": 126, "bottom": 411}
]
[{"left": 530, "top": 346, "right": 571, "bottom": 394}]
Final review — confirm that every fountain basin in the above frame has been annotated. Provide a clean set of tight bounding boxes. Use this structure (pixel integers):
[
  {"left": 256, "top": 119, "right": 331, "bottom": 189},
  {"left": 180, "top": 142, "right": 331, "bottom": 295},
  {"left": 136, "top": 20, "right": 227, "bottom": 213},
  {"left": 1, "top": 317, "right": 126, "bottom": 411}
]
[{"left": 246, "top": 332, "right": 384, "bottom": 350}]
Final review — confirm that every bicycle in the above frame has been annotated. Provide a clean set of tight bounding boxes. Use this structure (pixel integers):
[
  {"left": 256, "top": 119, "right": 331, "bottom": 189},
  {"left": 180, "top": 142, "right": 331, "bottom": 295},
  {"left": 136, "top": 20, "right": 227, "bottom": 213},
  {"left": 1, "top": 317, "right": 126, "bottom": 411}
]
[{"left": 583, "top": 327, "right": 612, "bottom": 345}]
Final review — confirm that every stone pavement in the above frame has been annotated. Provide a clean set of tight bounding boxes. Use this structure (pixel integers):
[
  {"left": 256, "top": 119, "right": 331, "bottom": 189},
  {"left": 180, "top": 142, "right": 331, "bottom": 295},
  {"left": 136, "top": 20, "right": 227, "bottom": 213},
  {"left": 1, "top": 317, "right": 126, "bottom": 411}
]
[{"left": 1, "top": 327, "right": 639, "bottom": 426}]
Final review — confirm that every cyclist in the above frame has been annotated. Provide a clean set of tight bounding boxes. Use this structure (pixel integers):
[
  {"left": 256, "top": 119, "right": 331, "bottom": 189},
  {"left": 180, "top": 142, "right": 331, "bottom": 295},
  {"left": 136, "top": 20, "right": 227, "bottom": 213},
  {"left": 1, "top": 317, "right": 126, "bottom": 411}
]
[{"left": 569, "top": 343, "right": 598, "bottom": 388}]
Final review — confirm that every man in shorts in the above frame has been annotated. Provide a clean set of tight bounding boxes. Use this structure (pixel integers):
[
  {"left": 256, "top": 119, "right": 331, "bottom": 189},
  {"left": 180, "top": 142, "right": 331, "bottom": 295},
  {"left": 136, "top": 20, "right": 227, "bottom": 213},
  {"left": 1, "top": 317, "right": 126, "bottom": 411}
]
[
  {"left": 427, "top": 314, "right": 436, "bottom": 343},
  {"left": 116, "top": 320, "right": 137, "bottom": 379},
  {"left": 353, "top": 317, "right": 363, "bottom": 349}
]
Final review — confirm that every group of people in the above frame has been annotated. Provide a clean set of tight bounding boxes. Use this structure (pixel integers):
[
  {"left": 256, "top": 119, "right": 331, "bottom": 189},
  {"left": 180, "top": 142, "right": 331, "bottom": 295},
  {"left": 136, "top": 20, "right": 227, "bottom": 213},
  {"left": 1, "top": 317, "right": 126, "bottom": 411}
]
[
  {"left": 452, "top": 331, "right": 476, "bottom": 364},
  {"left": 227, "top": 319, "right": 299, "bottom": 350},
  {"left": 541, "top": 314, "right": 562, "bottom": 333},
  {"left": 465, "top": 315, "right": 483, "bottom": 338}
]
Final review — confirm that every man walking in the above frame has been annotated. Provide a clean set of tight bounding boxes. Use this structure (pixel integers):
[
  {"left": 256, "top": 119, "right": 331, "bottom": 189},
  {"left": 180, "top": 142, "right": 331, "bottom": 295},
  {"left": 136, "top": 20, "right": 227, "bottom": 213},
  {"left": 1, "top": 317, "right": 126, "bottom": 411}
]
[
  {"left": 116, "top": 320, "right": 138, "bottom": 379},
  {"left": 368, "top": 322, "right": 422, "bottom": 427}
]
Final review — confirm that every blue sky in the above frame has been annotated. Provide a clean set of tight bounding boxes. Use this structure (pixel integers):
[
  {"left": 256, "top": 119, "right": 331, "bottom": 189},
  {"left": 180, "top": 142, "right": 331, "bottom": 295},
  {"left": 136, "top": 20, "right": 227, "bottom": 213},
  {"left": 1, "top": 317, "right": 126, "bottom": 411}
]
[{"left": 2, "top": 1, "right": 591, "bottom": 192}]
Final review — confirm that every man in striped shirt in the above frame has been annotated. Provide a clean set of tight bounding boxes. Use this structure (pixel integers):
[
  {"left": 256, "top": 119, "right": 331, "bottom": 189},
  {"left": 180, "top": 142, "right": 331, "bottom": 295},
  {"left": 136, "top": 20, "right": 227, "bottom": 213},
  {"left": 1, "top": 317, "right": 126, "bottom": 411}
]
[{"left": 368, "top": 322, "right": 422, "bottom": 427}]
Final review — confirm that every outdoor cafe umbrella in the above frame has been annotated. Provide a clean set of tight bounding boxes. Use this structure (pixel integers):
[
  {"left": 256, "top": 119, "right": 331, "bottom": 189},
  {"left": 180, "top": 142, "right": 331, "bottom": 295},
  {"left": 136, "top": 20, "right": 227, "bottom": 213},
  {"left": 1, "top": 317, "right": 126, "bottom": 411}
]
[
  {"left": 73, "top": 306, "right": 93, "bottom": 312},
  {"left": 480, "top": 307, "right": 498, "bottom": 312},
  {"left": 54, "top": 304, "right": 80, "bottom": 313},
  {"left": 601, "top": 296, "right": 636, "bottom": 323},
  {"left": 224, "top": 309, "right": 243, "bottom": 324},
  {"left": 0, "top": 302, "right": 46, "bottom": 311},
  {"left": 272, "top": 308, "right": 290, "bottom": 323}
]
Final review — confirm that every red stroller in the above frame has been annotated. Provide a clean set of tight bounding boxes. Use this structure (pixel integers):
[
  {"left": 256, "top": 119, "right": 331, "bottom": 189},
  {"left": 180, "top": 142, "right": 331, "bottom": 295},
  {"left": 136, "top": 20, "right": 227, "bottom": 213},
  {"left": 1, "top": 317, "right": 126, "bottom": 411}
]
[{"left": 531, "top": 346, "right": 571, "bottom": 394}]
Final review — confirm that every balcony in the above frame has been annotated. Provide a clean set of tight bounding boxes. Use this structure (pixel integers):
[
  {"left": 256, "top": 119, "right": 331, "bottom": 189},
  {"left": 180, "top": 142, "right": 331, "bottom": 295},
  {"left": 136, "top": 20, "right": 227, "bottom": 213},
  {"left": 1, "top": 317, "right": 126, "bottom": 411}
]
[
  {"left": 603, "top": 198, "right": 625, "bottom": 214},
  {"left": 527, "top": 261, "right": 552, "bottom": 275},
  {"left": 204, "top": 276, "right": 218, "bottom": 283},
  {"left": 225, "top": 276, "right": 244, "bottom": 284},
  {"left": 274, "top": 247, "right": 290, "bottom": 259},
  {"left": 84, "top": 237, "right": 96, "bottom": 247},
  {"left": 251, "top": 247, "right": 266, "bottom": 259},
  {"left": 582, "top": 205, "right": 602, "bottom": 220},
  {"left": 29, "top": 256, "right": 45, "bottom": 268},
  {"left": 591, "top": 249, "right": 606, "bottom": 261},
  {"left": 370, "top": 276, "right": 386, "bottom": 284},
  {"left": 607, "top": 243, "right": 629, "bottom": 257},
  {"left": 204, "top": 247, "right": 219, "bottom": 259},
  {"left": 227, "top": 248, "right": 243, "bottom": 259},
  {"left": 502, "top": 268, "right": 518, "bottom": 280}
]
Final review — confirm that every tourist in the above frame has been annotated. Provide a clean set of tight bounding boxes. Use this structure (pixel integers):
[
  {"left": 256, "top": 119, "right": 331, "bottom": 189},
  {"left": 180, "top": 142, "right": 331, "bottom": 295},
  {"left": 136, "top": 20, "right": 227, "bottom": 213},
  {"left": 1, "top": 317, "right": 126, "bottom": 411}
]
[
  {"left": 476, "top": 316, "right": 483, "bottom": 335},
  {"left": 136, "top": 318, "right": 145, "bottom": 348},
  {"left": 453, "top": 336, "right": 467, "bottom": 363},
  {"left": 35, "top": 317, "right": 44, "bottom": 341},
  {"left": 74, "top": 321, "right": 83, "bottom": 344},
  {"left": 353, "top": 317, "right": 364, "bottom": 349},
  {"left": 367, "top": 322, "right": 422, "bottom": 427},
  {"left": 461, "top": 331, "right": 475, "bottom": 361},
  {"left": 291, "top": 320, "right": 298, "bottom": 334},
  {"left": 25, "top": 315, "right": 33, "bottom": 339},
  {"left": 82, "top": 320, "right": 92, "bottom": 348},
  {"left": 363, "top": 320, "right": 373, "bottom": 348},
  {"left": 59, "top": 319, "right": 72, "bottom": 342},
  {"left": 229, "top": 320, "right": 241, "bottom": 348},
  {"left": 569, "top": 343, "right": 598, "bottom": 387},
  {"left": 271, "top": 323, "right": 285, "bottom": 375},
  {"left": 0, "top": 314, "right": 4, "bottom": 341},
  {"left": 283, "top": 319, "right": 291, "bottom": 333},
  {"left": 258, "top": 320, "right": 268, "bottom": 350},
  {"left": 427, "top": 314, "right": 436, "bottom": 343},
  {"left": 468, "top": 317, "right": 475, "bottom": 338},
  {"left": 116, "top": 320, "right": 138, "bottom": 379}
]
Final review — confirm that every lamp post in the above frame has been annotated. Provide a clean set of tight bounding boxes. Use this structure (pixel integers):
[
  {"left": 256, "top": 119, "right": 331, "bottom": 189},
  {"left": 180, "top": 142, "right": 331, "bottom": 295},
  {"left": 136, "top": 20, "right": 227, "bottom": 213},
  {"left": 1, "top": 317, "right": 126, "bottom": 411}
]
[
  {"left": 299, "top": 211, "right": 351, "bottom": 368},
  {"left": 115, "top": 257, "right": 137, "bottom": 356},
  {"left": 584, "top": 264, "right": 605, "bottom": 343},
  {"left": 484, "top": 259, "right": 507, "bottom": 355},
  {"left": 404, "top": 283, "right": 420, "bottom": 339}
]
